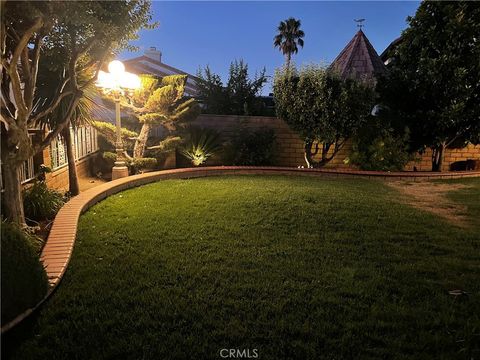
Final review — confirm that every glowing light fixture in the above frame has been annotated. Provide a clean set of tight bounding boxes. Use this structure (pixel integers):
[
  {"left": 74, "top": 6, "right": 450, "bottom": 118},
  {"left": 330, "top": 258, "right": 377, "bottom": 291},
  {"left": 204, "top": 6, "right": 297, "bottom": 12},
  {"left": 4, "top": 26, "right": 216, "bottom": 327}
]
[
  {"left": 95, "top": 60, "right": 141, "bottom": 180},
  {"left": 108, "top": 60, "right": 125, "bottom": 76}
]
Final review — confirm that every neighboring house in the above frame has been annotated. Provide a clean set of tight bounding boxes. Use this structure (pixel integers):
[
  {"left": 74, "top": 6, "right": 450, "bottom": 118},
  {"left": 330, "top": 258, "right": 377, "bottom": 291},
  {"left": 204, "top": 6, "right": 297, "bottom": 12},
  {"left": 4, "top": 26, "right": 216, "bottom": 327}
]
[
  {"left": 123, "top": 47, "right": 200, "bottom": 97},
  {"left": 329, "top": 29, "right": 386, "bottom": 82},
  {"left": 96, "top": 47, "right": 200, "bottom": 138},
  {"left": 379, "top": 36, "right": 403, "bottom": 65}
]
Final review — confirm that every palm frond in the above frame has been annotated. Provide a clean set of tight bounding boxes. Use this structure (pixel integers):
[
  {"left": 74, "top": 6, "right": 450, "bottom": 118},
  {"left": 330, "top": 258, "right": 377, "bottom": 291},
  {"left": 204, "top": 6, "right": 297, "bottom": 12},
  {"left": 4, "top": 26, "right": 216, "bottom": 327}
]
[{"left": 273, "top": 17, "right": 305, "bottom": 63}]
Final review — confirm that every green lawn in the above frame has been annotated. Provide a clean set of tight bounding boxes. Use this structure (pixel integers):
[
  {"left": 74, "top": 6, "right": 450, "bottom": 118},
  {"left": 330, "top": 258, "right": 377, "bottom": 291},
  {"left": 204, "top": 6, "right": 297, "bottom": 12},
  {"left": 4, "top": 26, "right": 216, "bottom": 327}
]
[{"left": 5, "top": 176, "right": 480, "bottom": 359}]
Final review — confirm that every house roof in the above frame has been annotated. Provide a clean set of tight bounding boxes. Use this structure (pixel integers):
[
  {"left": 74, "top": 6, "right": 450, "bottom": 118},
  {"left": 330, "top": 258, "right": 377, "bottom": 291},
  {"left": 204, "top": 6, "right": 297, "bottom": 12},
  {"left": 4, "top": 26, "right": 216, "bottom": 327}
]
[
  {"left": 380, "top": 36, "right": 403, "bottom": 62},
  {"left": 123, "top": 55, "right": 200, "bottom": 81},
  {"left": 122, "top": 55, "right": 200, "bottom": 96},
  {"left": 329, "top": 29, "right": 386, "bottom": 81}
]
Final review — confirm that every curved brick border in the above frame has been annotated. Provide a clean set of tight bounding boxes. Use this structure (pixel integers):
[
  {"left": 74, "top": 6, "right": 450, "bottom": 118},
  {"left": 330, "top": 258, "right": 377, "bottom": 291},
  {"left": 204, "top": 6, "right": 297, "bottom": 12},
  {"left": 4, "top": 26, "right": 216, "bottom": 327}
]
[{"left": 2, "top": 166, "right": 479, "bottom": 333}]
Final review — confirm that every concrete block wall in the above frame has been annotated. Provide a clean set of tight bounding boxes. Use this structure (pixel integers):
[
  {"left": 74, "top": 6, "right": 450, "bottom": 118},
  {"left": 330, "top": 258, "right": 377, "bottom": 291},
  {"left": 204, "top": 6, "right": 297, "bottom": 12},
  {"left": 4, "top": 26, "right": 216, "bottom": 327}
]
[
  {"left": 195, "top": 114, "right": 353, "bottom": 168},
  {"left": 194, "top": 114, "right": 305, "bottom": 167},
  {"left": 405, "top": 143, "right": 480, "bottom": 172},
  {"left": 194, "top": 114, "right": 480, "bottom": 171}
]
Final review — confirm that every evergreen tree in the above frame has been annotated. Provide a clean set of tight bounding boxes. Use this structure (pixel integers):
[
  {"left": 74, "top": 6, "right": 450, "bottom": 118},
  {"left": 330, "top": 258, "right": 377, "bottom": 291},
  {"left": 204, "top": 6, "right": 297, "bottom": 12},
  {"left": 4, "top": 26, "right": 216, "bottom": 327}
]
[
  {"left": 378, "top": 1, "right": 480, "bottom": 171},
  {"left": 125, "top": 75, "right": 200, "bottom": 158},
  {"left": 196, "top": 60, "right": 267, "bottom": 116}
]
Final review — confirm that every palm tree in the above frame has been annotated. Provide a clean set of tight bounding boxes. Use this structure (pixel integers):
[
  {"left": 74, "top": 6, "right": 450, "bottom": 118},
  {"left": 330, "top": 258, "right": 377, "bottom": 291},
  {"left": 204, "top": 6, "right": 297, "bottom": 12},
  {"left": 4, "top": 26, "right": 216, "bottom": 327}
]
[{"left": 274, "top": 17, "right": 305, "bottom": 70}]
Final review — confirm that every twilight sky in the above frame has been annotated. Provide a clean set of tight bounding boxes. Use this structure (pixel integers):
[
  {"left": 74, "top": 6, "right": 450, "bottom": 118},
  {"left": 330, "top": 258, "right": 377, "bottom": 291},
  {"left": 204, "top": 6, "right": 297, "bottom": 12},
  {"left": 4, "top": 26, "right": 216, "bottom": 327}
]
[{"left": 119, "top": 1, "right": 420, "bottom": 94}]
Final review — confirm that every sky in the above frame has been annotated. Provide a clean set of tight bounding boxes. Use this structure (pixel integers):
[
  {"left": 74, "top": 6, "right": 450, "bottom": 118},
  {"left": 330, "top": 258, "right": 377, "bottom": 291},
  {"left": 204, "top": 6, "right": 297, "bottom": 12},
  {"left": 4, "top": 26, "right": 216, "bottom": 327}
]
[{"left": 119, "top": 1, "right": 420, "bottom": 94}]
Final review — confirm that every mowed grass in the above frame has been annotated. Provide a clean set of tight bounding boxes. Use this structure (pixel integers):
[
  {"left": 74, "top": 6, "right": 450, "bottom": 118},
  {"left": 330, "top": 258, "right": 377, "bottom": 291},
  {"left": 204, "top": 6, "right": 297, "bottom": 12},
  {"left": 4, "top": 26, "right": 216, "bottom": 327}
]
[{"left": 6, "top": 176, "right": 480, "bottom": 359}]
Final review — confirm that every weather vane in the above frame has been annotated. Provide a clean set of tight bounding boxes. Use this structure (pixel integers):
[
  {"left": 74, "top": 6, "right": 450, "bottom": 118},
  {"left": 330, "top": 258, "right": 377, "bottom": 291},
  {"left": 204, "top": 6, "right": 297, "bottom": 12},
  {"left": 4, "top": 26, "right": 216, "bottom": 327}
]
[{"left": 354, "top": 18, "right": 365, "bottom": 29}]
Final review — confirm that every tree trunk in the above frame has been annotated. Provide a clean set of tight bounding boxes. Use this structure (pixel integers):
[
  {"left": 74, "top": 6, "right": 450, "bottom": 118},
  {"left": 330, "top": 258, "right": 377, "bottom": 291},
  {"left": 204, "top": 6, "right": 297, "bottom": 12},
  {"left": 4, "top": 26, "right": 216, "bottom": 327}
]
[
  {"left": 321, "top": 142, "right": 332, "bottom": 162},
  {"left": 431, "top": 143, "right": 446, "bottom": 172},
  {"left": 62, "top": 127, "right": 80, "bottom": 196},
  {"left": 285, "top": 53, "right": 291, "bottom": 71},
  {"left": 133, "top": 123, "right": 150, "bottom": 158},
  {"left": 1, "top": 160, "right": 25, "bottom": 225},
  {"left": 304, "top": 140, "right": 314, "bottom": 168},
  {"left": 1, "top": 122, "right": 32, "bottom": 225},
  {"left": 303, "top": 140, "right": 344, "bottom": 168}
]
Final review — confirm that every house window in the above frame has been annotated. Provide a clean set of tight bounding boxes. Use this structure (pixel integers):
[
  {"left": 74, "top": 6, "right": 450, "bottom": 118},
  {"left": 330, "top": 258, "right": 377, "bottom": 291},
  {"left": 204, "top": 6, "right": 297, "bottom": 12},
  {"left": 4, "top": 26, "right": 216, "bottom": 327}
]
[
  {"left": 49, "top": 125, "right": 99, "bottom": 170},
  {"left": 18, "top": 153, "right": 35, "bottom": 184},
  {"left": 74, "top": 126, "right": 98, "bottom": 158},
  {"left": 50, "top": 135, "right": 68, "bottom": 170}
]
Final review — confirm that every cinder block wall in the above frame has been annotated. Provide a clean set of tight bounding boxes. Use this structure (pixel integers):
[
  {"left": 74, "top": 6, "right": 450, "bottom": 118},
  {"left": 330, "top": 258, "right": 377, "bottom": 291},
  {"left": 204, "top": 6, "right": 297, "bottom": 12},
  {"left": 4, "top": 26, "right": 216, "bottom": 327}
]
[
  {"left": 194, "top": 114, "right": 480, "bottom": 171},
  {"left": 193, "top": 114, "right": 304, "bottom": 167},
  {"left": 405, "top": 143, "right": 480, "bottom": 172}
]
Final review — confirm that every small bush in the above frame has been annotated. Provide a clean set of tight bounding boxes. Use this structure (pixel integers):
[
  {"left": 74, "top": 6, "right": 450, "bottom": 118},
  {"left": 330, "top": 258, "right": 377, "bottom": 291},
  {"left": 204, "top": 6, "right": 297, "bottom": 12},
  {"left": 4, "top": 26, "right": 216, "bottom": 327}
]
[
  {"left": 180, "top": 128, "right": 223, "bottom": 166},
  {"left": 347, "top": 118, "right": 411, "bottom": 171},
  {"left": 224, "top": 127, "right": 276, "bottom": 166},
  {"left": 129, "top": 157, "right": 157, "bottom": 174},
  {"left": 92, "top": 120, "right": 138, "bottom": 152},
  {"left": 101, "top": 152, "right": 157, "bottom": 174},
  {"left": 23, "top": 181, "right": 65, "bottom": 221},
  {"left": 102, "top": 151, "right": 117, "bottom": 163},
  {"left": 1, "top": 222, "right": 49, "bottom": 325}
]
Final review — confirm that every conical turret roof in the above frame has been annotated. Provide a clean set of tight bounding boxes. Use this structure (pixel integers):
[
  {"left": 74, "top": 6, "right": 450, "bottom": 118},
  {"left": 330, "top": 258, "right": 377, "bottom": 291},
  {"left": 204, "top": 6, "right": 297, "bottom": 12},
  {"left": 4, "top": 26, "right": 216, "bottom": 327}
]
[{"left": 330, "top": 29, "right": 386, "bottom": 81}]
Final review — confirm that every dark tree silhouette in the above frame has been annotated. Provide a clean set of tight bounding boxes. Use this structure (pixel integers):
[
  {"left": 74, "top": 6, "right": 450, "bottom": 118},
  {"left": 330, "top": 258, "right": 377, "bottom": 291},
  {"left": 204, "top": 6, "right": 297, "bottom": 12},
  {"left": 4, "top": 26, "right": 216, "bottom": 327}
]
[{"left": 274, "top": 17, "right": 305, "bottom": 69}]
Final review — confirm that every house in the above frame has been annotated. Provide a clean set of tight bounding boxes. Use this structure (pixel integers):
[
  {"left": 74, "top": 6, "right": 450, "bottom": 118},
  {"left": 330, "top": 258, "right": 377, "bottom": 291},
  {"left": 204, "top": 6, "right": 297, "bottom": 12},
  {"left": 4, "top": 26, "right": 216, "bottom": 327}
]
[
  {"left": 327, "top": 30, "right": 479, "bottom": 171},
  {"left": 19, "top": 126, "right": 100, "bottom": 190},
  {"left": 329, "top": 29, "right": 386, "bottom": 82},
  {"left": 123, "top": 47, "right": 200, "bottom": 96},
  {"left": 96, "top": 47, "right": 201, "bottom": 138},
  {"left": 379, "top": 36, "right": 403, "bottom": 65}
]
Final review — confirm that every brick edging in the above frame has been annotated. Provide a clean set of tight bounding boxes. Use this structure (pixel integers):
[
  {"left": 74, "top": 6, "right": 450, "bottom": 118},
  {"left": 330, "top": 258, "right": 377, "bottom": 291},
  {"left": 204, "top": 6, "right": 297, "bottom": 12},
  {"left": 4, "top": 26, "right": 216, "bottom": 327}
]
[{"left": 2, "top": 166, "right": 479, "bottom": 334}]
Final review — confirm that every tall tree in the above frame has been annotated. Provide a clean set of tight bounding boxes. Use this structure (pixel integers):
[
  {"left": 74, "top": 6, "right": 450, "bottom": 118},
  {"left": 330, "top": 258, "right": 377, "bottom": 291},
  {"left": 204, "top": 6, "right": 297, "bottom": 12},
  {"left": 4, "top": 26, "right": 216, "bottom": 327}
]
[
  {"left": 195, "top": 66, "right": 229, "bottom": 115},
  {"left": 127, "top": 74, "right": 200, "bottom": 158},
  {"left": 196, "top": 60, "right": 267, "bottom": 115},
  {"left": 1, "top": 0, "right": 153, "bottom": 224},
  {"left": 274, "top": 17, "right": 305, "bottom": 70},
  {"left": 274, "top": 66, "right": 375, "bottom": 168},
  {"left": 377, "top": 1, "right": 480, "bottom": 171},
  {"left": 226, "top": 60, "right": 267, "bottom": 116}
]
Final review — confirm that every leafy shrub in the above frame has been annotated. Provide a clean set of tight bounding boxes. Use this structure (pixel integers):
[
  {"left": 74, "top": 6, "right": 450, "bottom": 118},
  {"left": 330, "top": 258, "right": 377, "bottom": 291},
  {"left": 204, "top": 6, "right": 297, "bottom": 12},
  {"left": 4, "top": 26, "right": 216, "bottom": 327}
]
[
  {"left": 147, "top": 136, "right": 182, "bottom": 155},
  {"left": 102, "top": 151, "right": 117, "bottom": 163},
  {"left": 1, "top": 222, "right": 49, "bottom": 325},
  {"left": 101, "top": 152, "right": 157, "bottom": 174},
  {"left": 92, "top": 120, "right": 138, "bottom": 152},
  {"left": 347, "top": 117, "right": 411, "bottom": 171},
  {"left": 180, "top": 127, "right": 223, "bottom": 166},
  {"left": 274, "top": 66, "right": 375, "bottom": 167},
  {"left": 224, "top": 127, "right": 276, "bottom": 166},
  {"left": 129, "top": 157, "right": 157, "bottom": 174},
  {"left": 23, "top": 181, "right": 65, "bottom": 221}
]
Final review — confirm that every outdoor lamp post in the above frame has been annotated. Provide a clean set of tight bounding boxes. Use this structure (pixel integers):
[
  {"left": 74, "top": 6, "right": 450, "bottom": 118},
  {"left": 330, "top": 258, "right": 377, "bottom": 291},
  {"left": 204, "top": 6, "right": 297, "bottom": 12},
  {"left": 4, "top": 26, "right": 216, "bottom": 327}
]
[{"left": 96, "top": 60, "right": 141, "bottom": 180}]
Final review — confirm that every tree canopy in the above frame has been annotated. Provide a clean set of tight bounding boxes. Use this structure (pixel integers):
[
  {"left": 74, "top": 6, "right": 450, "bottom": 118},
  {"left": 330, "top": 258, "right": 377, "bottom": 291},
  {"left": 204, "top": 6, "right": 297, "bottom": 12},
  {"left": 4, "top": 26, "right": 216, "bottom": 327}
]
[
  {"left": 196, "top": 60, "right": 267, "bottom": 116},
  {"left": 1, "top": 0, "right": 154, "bottom": 223},
  {"left": 377, "top": 1, "right": 480, "bottom": 171},
  {"left": 274, "top": 66, "right": 375, "bottom": 167},
  {"left": 122, "top": 74, "right": 200, "bottom": 158},
  {"left": 273, "top": 17, "right": 305, "bottom": 69}
]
